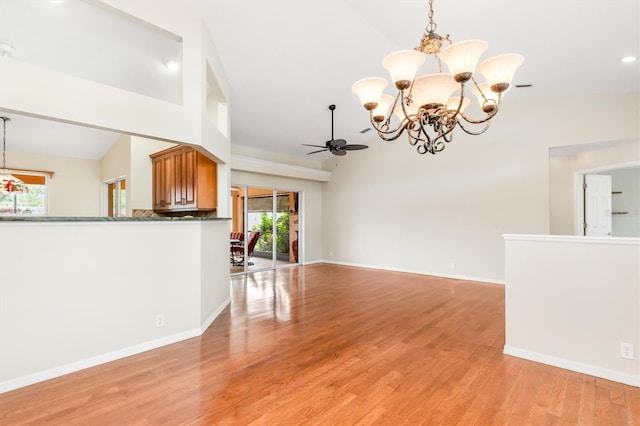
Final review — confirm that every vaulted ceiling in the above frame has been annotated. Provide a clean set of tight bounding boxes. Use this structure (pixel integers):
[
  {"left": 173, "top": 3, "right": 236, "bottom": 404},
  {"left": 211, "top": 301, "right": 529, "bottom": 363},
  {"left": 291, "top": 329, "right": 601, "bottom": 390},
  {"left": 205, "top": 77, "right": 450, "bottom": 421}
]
[{"left": 1, "top": 0, "right": 638, "bottom": 160}]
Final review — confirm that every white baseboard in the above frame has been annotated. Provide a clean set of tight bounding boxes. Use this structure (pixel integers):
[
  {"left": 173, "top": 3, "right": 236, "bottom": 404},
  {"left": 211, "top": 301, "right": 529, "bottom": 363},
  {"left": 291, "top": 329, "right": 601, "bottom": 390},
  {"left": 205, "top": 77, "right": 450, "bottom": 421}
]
[
  {"left": 0, "top": 298, "right": 231, "bottom": 395},
  {"left": 318, "top": 260, "right": 505, "bottom": 285},
  {"left": 503, "top": 345, "right": 640, "bottom": 387},
  {"left": 200, "top": 298, "right": 230, "bottom": 334}
]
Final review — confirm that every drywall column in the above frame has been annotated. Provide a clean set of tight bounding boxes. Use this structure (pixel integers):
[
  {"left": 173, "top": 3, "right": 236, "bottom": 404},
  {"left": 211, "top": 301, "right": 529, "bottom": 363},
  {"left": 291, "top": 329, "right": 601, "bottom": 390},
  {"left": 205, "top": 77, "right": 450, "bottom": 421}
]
[{"left": 503, "top": 234, "right": 640, "bottom": 386}]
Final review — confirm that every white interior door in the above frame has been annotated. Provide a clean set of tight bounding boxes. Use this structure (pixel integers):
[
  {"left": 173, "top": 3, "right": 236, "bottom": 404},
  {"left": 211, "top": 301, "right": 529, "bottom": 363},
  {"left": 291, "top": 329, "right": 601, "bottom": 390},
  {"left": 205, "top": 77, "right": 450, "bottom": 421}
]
[{"left": 584, "top": 174, "right": 612, "bottom": 236}]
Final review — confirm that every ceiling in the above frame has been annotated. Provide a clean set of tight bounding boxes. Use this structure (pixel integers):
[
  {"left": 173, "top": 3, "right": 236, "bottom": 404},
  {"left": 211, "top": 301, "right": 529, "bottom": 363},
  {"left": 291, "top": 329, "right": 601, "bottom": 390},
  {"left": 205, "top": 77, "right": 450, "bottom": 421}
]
[{"left": 1, "top": 0, "right": 638, "bottom": 160}]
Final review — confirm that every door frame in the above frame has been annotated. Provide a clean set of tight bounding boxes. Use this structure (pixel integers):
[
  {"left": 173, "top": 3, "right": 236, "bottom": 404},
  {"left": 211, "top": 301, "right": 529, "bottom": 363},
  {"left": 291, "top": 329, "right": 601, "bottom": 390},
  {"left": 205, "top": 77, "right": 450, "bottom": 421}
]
[
  {"left": 573, "top": 160, "right": 640, "bottom": 236},
  {"left": 103, "top": 176, "right": 127, "bottom": 218},
  {"left": 230, "top": 183, "right": 303, "bottom": 274}
]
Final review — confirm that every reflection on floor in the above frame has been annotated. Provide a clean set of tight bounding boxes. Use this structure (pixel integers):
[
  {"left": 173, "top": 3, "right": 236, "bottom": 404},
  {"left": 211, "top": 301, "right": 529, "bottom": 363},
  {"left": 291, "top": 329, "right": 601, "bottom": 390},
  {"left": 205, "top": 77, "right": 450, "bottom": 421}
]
[{"left": 230, "top": 255, "right": 295, "bottom": 274}]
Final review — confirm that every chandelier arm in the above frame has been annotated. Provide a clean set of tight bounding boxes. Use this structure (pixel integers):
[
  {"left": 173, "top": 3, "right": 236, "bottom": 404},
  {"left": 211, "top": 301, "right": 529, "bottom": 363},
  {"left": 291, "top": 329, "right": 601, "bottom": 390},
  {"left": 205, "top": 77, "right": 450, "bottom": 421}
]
[
  {"left": 456, "top": 119, "right": 491, "bottom": 136},
  {"left": 398, "top": 89, "right": 417, "bottom": 123},
  {"left": 457, "top": 106, "right": 499, "bottom": 125},
  {"left": 416, "top": 144, "right": 431, "bottom": 155},
  {"left": 416, "top": 117, "right": 434, "bottom": 147},
  {"left": 376, "top": 127, "right": 407, "bottom": 142},
  {"left": 380, "top": 90, "right": 404, "bottom": 128},
  {"left": 426, "top": 120, "right": 456, "bottom": 149},
  {"left": 370, "top": 114, "right": 407, "bottom": 141},
  {"left": 457, "top": 77, "right": 503, "bottom": 124},
  {"left": 447, "top": 82, "right": 467, "bottom": 118},
  {"left": 409, "top": 120, "right": 439, "bottom": 155}
]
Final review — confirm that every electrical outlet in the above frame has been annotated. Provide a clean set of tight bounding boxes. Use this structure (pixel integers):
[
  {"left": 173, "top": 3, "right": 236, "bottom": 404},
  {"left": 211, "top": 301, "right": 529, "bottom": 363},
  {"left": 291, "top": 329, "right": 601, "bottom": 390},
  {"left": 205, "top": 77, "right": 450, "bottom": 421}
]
[
  {"left": 156, "top": 314, "right": 165, "bottom": 328},
  {"left": 620, "top": 342, "right": 633, "bottom": 360}
]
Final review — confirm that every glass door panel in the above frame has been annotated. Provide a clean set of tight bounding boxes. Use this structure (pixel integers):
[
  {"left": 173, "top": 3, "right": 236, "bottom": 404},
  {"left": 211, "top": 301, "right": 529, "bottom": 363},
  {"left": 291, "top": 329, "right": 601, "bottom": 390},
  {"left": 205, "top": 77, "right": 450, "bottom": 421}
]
[
  {"left": 246, "top": 187, "right": 274, "bottom": 272},
  {"left": 230, "top": 185, "right": 301, "bottom": 275}
]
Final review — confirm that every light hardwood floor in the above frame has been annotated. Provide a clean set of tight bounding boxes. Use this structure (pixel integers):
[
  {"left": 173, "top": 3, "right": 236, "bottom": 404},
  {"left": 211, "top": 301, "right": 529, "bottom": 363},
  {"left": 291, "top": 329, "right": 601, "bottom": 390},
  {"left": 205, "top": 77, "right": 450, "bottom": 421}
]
[{"left": 2, "top": 264, "right": 640, "bottom": 424}]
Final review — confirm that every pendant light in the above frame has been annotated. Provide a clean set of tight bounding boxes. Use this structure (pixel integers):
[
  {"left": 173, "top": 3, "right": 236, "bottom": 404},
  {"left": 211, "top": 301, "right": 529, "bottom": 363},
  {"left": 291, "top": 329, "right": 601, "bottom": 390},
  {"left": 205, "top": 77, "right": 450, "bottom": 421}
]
[{"left": 0, "top": 117, "right": 27, "bottom": 195}]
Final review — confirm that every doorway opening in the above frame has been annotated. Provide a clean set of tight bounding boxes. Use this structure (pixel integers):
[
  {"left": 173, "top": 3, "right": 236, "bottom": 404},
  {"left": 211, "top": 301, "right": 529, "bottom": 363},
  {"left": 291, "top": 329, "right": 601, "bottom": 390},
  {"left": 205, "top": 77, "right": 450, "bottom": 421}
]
[
  {"left": 105, "top": 177, "right": 126, "bottom": 218},
  {"left": 230, "top": 185, "right": 301, "bottom": 274},
  {"left": 573, "top": 162, "right": 640, "bottom": 237}
]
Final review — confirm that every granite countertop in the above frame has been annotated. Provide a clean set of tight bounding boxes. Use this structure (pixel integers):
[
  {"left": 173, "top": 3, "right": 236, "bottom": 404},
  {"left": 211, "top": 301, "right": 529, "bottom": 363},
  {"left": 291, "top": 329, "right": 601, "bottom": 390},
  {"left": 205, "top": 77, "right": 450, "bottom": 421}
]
[{"left": 0, "top": 216, "right": 230, "bottom": 222}]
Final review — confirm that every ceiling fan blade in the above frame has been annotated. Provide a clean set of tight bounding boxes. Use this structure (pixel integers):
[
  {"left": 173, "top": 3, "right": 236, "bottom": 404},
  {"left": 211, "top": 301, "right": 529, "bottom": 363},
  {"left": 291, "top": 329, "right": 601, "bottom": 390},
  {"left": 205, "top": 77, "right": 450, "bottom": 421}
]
[
  {"left": 306, "top": 149, "right": 329, "bottom": 155},
  {"left": 332, "top": 148, "right": 347, "bottom": 156},
  {"left": 302, "top": 144, "right": 327, "bottom": 148},
  {"left": 343, "top": 144, "right": 369, "bottom": 151}
]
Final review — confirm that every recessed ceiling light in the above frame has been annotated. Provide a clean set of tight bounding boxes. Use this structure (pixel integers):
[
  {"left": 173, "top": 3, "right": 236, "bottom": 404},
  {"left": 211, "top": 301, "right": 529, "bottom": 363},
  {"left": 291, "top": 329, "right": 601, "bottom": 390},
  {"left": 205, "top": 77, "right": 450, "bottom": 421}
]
[
  {"left": 620, "top": 56, "right": 638, "bottom": 63},
  {"left": 165, "top": 59, "right": 179, "bottom": 71},
  {"left": 0, "top": 43, "right": 15, "bottom": 58}
]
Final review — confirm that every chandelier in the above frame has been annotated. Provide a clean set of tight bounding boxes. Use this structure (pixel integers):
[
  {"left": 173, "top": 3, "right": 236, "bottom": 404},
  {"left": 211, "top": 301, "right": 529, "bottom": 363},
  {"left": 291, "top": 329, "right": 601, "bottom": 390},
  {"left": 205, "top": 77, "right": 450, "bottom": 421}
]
[
  {"left": 352, "top": 0, "right": 524, "bottom": 155},
  {"left": 1, "top": 116, "right": 27, "bottom": 195}
]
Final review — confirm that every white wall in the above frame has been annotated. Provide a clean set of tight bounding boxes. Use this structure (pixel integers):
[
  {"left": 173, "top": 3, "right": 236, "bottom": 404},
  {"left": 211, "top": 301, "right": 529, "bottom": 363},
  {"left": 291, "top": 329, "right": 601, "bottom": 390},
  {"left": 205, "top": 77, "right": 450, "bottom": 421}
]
[
  {"left": 8, "top": 149, "right": 101, "bottom": 216},
  {"left": 504, "top": 234, "right": 640, "bottom": 386},
  {"left": 0, "top": 220, "right": 230, "bottom": 393},
  {"left": 321, "top": 93, "right": 639, "bottom": 283},
  {"left": 608, "top": 167, "right": 640, "bottom": 237}
]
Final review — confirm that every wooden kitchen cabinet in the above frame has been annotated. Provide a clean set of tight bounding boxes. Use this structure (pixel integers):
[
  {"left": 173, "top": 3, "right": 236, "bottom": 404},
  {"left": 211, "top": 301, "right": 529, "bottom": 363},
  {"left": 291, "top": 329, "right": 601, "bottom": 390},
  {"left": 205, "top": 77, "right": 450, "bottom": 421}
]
[{"left": 150, "top": 145, "right": 217, "bottom": 212}]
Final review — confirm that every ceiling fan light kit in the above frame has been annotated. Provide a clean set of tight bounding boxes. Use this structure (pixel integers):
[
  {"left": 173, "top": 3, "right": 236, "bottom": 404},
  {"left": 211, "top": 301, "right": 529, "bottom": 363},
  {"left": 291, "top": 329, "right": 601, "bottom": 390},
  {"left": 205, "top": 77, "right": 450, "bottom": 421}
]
[
  {"left": 352, "top": 0, "right": 524, "bottom": 155},
  {"left": 303, "top": 105, "right": 369, "bottom": 156}
]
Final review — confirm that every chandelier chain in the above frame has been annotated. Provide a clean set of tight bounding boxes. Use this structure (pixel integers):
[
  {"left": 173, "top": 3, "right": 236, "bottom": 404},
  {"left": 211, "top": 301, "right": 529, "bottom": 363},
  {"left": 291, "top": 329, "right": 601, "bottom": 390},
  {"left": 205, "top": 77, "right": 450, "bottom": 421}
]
[
  {"left": 426, "top": 0, "right": 437, "bottom": 33},
  {"left": 2, "top": 117, "right": 7, "bottom": 170}
]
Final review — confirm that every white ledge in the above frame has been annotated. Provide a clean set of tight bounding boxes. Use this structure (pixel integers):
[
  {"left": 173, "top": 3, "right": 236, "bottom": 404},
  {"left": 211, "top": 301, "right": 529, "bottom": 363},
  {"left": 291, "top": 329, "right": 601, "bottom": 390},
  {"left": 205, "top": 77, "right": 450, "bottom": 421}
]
[
  {"left": 231, "top": 155, "right": 331, "bottom": 182},
  {"left": 503, "top": 234, "right": 640, "bottom": 246}
]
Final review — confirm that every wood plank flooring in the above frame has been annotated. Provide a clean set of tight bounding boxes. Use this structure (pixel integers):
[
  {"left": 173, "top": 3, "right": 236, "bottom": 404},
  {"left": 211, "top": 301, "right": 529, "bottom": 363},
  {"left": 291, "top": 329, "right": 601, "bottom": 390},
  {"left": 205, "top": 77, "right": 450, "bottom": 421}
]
[{"left": 2, "top": 264, "right": 640, "bottom": 424}]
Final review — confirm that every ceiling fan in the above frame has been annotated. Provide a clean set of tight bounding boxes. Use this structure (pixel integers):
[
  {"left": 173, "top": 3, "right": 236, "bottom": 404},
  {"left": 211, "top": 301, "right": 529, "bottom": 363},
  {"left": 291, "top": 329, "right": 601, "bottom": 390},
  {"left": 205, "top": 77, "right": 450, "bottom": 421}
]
[{"left": 303, "top": 104, "right": 369, "bottom": 156}]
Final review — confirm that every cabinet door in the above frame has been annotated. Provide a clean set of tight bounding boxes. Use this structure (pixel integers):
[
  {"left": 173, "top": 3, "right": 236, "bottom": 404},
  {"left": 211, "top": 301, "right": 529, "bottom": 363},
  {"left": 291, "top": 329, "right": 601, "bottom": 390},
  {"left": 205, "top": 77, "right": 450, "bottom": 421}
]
[
  {"left": 183, "top": 148, "right": 197, "bottom": 208},
  {"left": 172, "top": 148, "right": 197, "bottom": 209},
  {"left": 172, "top": 149, "right": 185, "bottom": 208},
  {"left": 152, "top": 155, "right": 172, "bottom": 210}
]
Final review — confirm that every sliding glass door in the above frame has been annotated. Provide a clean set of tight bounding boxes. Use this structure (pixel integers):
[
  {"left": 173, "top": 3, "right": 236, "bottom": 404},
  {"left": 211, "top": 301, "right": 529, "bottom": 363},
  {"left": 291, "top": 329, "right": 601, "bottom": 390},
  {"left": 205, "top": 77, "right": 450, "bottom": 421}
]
[{"left": 229, "top": 185, "right": 301, "bottom": 274}]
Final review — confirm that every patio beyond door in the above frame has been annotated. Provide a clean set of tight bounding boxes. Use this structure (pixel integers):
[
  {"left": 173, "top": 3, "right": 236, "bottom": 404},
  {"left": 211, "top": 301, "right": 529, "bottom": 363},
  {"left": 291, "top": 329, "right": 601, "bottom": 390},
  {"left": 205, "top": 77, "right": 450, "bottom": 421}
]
[{"left": 230, "top": 186, "right": 301, "bottom": 274}]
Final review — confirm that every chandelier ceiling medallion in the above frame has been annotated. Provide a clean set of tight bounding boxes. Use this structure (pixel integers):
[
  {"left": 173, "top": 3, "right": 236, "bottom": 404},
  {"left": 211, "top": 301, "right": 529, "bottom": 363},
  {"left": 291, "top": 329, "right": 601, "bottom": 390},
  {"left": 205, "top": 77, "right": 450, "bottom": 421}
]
[
  {"left": 0, "top": 117, "right": 27, "bottom": 195},
  {"left": 352, "top": 0, "right": 524, "bottom": 155}
]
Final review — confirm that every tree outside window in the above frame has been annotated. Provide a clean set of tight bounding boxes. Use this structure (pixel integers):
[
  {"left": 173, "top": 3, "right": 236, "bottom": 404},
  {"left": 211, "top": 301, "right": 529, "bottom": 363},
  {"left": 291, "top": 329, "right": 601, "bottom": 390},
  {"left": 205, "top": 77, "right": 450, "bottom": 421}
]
[{"left": 0, "top": 173, "right": 46, "bottom": 215}]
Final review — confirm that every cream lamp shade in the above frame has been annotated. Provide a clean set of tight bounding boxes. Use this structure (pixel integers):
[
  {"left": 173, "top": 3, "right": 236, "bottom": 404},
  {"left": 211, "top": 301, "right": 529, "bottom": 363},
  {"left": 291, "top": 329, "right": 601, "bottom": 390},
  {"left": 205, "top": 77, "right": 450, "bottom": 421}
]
[
  {"left": 439, "top": 40, "right": 488, "bottom": 82},
  {"left": 352, "top": 77, "right": 389, "bottom": 111},
  {"left": 382, "top": 50, "right": 426, "bottom": 89}
]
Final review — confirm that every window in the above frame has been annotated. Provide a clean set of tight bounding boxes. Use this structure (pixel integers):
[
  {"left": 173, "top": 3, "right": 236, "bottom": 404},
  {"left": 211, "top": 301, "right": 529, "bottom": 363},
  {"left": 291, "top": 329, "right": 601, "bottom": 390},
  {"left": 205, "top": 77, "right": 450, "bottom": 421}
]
[{"left": 0, "top": 173, "right": 47, "bottom": 215}]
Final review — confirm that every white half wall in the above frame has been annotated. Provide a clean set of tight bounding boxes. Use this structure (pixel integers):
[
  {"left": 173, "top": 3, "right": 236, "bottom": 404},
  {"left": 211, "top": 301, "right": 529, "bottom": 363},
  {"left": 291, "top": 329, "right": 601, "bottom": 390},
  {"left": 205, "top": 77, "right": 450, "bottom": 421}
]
[
  {"left": 0, "top": 219, "right": 230, "bottom": 393},
  {"left": 504, "top": 234, "right": 640, "bottom": 386}
]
